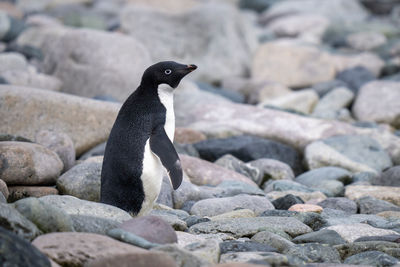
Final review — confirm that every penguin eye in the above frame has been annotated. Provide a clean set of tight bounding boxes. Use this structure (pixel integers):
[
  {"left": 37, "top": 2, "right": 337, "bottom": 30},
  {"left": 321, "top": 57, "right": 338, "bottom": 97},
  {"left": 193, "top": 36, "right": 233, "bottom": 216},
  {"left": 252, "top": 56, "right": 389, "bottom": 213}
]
[{"left": 164, "top": 69, "right": 172, "bottom": 75}]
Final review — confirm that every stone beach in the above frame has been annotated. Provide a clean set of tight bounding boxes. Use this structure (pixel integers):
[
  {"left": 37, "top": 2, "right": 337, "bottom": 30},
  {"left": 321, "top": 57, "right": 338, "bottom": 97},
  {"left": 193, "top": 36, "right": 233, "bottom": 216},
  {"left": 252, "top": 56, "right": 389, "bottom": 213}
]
[{"left": 1, "top": 0, "right": 400, "bottom": 266}]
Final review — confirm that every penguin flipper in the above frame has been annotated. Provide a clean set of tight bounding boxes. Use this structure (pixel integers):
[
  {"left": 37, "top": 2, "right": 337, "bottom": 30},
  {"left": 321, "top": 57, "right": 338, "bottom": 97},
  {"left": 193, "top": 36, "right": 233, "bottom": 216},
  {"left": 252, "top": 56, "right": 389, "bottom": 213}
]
[{"left": 150, "top": 125, "right": 183, "bottom": 190}]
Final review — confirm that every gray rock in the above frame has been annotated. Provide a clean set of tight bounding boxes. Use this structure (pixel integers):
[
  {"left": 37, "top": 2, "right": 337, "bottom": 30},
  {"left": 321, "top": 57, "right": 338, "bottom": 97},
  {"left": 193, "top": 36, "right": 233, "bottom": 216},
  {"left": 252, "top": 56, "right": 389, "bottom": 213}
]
[
  {"left": 292, "top": 229, "right": 346, "bottom": 246},
  {"left": 327, "top": 223, "right": 399, "bottom": 242},
  {"left": 216, "top": 180, "right": 266, "bottom": 197},
  {"left": 345, "top": 185, "right": 400, "bottom": 206},
  {"left": 0, "top": 11, "right": 10, "bottom": 40},
  {"left": 352, "top": 171, "right": 377, "bottom": 185},
  {"left": 321, "top": 208, "right": 390, "bottom": 227},
  {"left": 0, "top": 191, "right": 6, "bottom": 203},
  {"left": 0, "top": 226, "right": 51, "bottom": 267},
  {"left": 156, "top": 175, "right": 174, "bottom": 208},
  {"left": 79, "top": 141, "right": 106, "bottom": 160},
  {"left": 152, "top": 244, "right": 207, "bottom": 267},
  {"left": 180, "top": 237, "right": 220, "bottom": 265},
  {"left": 251, "top": 231, "right": 295, "bottom": 253},
  {"left": 344, "top": 251, "right": 399, "bottom": 266},
  {"left": 335, "top": 241, "right": 400, "bottom": 259},
  {"left": 357, "top": 196, "right": 400, "bottom": 214},
  {"left": 107, "top": 228, "right": 160, "bottom": 249},
  {"left": 121, "top": 3, "right": 257, "bottom": 84},
  {"left": 35, "top": 130, "right": 75, "bottom": 172},
  {"left": 373, "top": 166, "right": 400, "bottom": 187},
  {"left": 312, "top": 87, "right": 354, "bottom": 118},
  {"left": 264, "top": 180, "right": 316, "bottom": 193},
  {"left": 220, "top": 240, "right": 277, "bottom": 254},
  {"left": 196, "top": 82, "right": 245, "bottom": 103},
  {"left": 214, "top": 154, "right": 261, "bottom": 183},
  {"left": 174, "top": 143, "right": 199, "bottom": 158},
  {"left": 0, "top": 52, "right": 27, "bottom": 73},
  {"left": 336, "top": 67, "right": 376, "bottom": 94},
  {"left": 185, "top": 215, "right": 210, "bottom": 228},
  {"left": 305, "top": 136, "right": 393, "bottom": 174},
  {"left": 220, "top": 251, "right": 304, "bottom": 265},
  {"left": 312, "top": 79, "right": 348, "bottom": 97},
  {"left": 317, "top": 197, "right": 358, "bottom": 214},
  {"left": 150, "top": 210, "right": 188, "bottom": 231},
  {"left": 0, "top": 203, "right": 40, "bottom": 241},
  {"left": 57, "top": 161, "right": 101, "bottom": 201},
  {"left": 0, "top": 141, "right": 63, "bottom": 185},
  {"left": 70, "top": 214, "right": 121, "bottom": 235},
  {"left": 248, "top": 158, "right": 295, "bottom": 186},
  {"left": 39, "top": 195, "right": 131, "bottom": 223},
  {"left": 13, "top": 197, "right": 74, "bottom": 233},
  {"left": 189, "top": 217, "right": 312, "bottom": 238},
  {"left": 1, "top": 70, "right": 62, "bottom": 92},
  {"left": 272, "top": 194, "right": 304, "bottom": 210},
  {"left": 239, "top": 0, "right": 277, "bottom": 13},
  {"left": 172, "top": 180, "right": 219, "bottom": 209},
  {"left": 346, "top": 32, "right": 387, "bottom": 51},
  {"left": 0, "top": 179, "right": 8, "bottom": 199},
  {"left": 354, "top": 235, "right": 400, "bottom": 243},
  {"left": 286, "top": 243, "right": 341, "bottom": 263}
]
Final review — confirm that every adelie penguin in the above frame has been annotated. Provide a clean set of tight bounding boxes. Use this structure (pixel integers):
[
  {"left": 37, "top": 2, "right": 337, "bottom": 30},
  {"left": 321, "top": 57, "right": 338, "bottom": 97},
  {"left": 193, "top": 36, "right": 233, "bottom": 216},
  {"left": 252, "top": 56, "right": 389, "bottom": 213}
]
[{"left": 100, "top": 61, "right": 197, "bottom": 216}]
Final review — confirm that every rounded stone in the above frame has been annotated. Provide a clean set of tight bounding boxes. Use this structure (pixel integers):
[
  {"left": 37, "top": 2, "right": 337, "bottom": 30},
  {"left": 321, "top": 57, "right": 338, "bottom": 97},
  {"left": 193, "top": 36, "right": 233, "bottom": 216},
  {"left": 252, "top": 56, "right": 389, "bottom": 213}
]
[
  {"left": 7, "top": 186, "right": 58, "bottom": 202},
  {"left": 0, "top": 179, "right": 9, "bottom": 199},
  {"left": 288, "top": 204, "right": 323, "bottom": 213}
]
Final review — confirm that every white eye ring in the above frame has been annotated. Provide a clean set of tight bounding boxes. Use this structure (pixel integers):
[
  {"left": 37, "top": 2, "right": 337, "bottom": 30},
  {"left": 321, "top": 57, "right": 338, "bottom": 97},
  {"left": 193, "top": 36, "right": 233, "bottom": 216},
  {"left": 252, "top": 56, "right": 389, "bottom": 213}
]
[{"left": 164, "top": 69, "right": 172, "bottom": 75}]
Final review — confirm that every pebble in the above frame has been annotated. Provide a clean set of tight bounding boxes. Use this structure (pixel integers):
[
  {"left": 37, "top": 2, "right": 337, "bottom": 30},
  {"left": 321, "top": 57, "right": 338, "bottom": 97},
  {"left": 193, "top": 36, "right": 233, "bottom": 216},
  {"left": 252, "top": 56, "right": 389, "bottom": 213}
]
[
  {"left": 288, "top": 204, "right": 323, "bottom": 213},
  {"left": 356, "top": 196, "right": 400, "bottom": 214},
  {"left": 317, "top": 197, "right": 358, "bottom": 214},
  {"left": 312, "top": 87, "right": 354, "bottom": 118},
  {"left": 251, "top": 231, "right": 295, "bottom": 253},
  {"left": 272, "top": 194, "right": 304, "bottom": 210}
]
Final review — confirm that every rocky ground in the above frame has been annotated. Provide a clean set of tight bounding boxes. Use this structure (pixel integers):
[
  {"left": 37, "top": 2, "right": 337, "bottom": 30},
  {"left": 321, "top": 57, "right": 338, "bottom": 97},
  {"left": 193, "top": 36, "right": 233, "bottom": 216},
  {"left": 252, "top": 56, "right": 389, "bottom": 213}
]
[{"left": 1, "top": 0, "right": 400, "bottom": 266}]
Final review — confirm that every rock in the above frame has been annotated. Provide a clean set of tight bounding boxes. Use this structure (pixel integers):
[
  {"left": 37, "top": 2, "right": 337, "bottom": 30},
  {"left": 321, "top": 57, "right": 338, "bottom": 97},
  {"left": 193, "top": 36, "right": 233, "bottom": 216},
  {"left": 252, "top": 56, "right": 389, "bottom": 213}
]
[
  {"left": 334, "top": 52, "right": 384, "bottom": 77},
  {"left": 33, "top": 232, "right": 174, "bottom": 267},
  {"left": 214, "top": 155, "right": 261, "bottom": 183},
  {"left": 0, "top": 203, "right": 40, "bottom": 240},
  {"left": 252, "top": 40, "right": 335, "bottom": 88},
  {"left": 38, "top": 195, "right": 131, "bottom": 223},
  {"left": 7, "top": 186, "right": 58, "bottom": 202},
  {"left": 0, "top": 52, "right": 27, "bottom": 73},
  {"left": 345, "top": 185, "right": 400, "bottom": 206},
  {"left": 178, "top": 235, "right": 220, "bottom": 265},
  {"left": 196, "top": 82, "right": 245, "bottom": 103},
  {"left": 267, "top": 191, "right": 327, "bottom": 203},
  {"left": 312, "top": 79, "right": 348, "bottom": 97},
  {"left": 69, "top": 214, "right": 121, "bottom": 235},
  {"left": 346, "top": 32, "right": 387, "bottom": 51},
  {"left": 344, "top": 251, "right": 399, "bottom": 266},
  {"left": 0, "top": 70, "right": 62, "bottom": 92},
  {"left": 357, "top": 196, "right": 400, "bottom": 214},
  {"left": 193, "top": 135, "right": 303, "bottom": 175},
  {"left": 248, "top": 159, "right": 295, "bottom": 186},
  {"left": 86, "top": 252, "right": 176, "bottom": 267},
  {"left": 292, "top": 229, "right": 346, "bottom": 245},
  {"left": 172, "top": 180, "right": 219, "bottom": 209},
  {"left": 361, "top": 0, "right": 400, "bottom": 14},
  {"left": 264, "top": 180, "right": 315, "bottom": 194},
  {"left": 272, "top": 194, "right": 304, "bottom": 210},
  {"left": 216, "top": 180, "right": 265, "bottom": 197},
  {"left": 312, "top": 87, "right": 354, "bottom": 118},
  {"left": 150, "top": 210, "right": 188, "bottom": 231},
  {"left": 156, "top": 175, "right": 174, "bottom": 208},
  {"left": 286, "top": 243, "right": 341, "bottom": 263},
  {"left": 34, "top": 130, "right": 75, "bottom": 172},
  {"left": 327, "top": 223, "right": 399, "bottom": 242},
  {"left": 174, "top": 84, "right": 400, "bottom": 165},
  {"left": 353, "top": 81, "right": 400, "bottom": 128},
  {"left": 121, "top": 3, "right": 256, "bottom": 83},
  {"left": 119, "top": 215, "right": 177, "bottom": 244},
  {"left": 352, "top": 171, "right": 378, "bottom": 185},
  {"left": 174, "top": 128, "right": 206, "bottom": 144},
  {"left": 288, "top": 204, "right": 323, "bottom": 213},
  {"left": 335, "top": 240, "right": 400, "bottom": 260},
  {"left": 260, "top": 89, "right": 319, "bottom": 115},
  {"left": 78, "top": 142, "right": 106, "bottom": 160},
  {"left": 56, "top": 161, "right": 101, "bottom": 202},
  {"left": 211, "top": 209, "right": 256, "bottom": 221},
  {"left": 0, "top": 191, "right": 5, "bottom": 203},
  {"left": 17, "top": 26, "right": 151, "bottom": 102},
  {"left": 107, "top": 228, "right": 160, "bottom": 249},
  {"left": 239, "top": 0, "right": 275, "bottom": 13},
  {"left": 0, "top": 85, "right": 120, "bottom": 155},
  {"left": 152, "top": 244, "right": 207, "bottom": 267},
  {"left": 0, "top": 226, "right": 51, "bottom": 267},
  {"left": 336, "top": 66, "right": 376, "bottom": 94},
  {"left": 180, "top": 154, "right": 257, "bottom": 186},
  {"left": 321, "top": 208, "right": 391, "bottom": 228},
  {"left": 265, "top": 14, "right": 330, "bottom": 44},
  {"left": 220, "top": 240, "right": 277, "bottom": 254},
  {"left": 219, "top": 251, "right": 304, "bottom": 265},
  {"left": 0, "top": 179, "right": 9, "bottom": 199},
  {"left": 185, "top": 215, "right": 210, "bottom": 227},
  {"left": 0, "top": 141, "right": 63, "bottom": 185},
  {"left": 190, "top": 195, "right": 274, "bottom": 217},
  {"left": 189, "top": 217, "right": 312, "bottom": 238},
  {"left": 377, "top": 211, "right": 400, "bottom": 220},
  {"left": 13, "top": 197, "right": 74, "bottom": 233},
  {"left": 251, "top": 231, "right": 295, "bottom": 253},
  {"left": 354, "top": 235, "right": 400, "bottom": 243},
  {"left": 304, "top": 135, "right": 393, "bottom": 174},
  {"left": 373, "top": 166, "right": 400, "bottom": 187},
  {"left": 174, "top": 143, "right": 199, "bottom": 158},
  {"left": 317, "top": 197, "right": 357, "bottom": 214}
]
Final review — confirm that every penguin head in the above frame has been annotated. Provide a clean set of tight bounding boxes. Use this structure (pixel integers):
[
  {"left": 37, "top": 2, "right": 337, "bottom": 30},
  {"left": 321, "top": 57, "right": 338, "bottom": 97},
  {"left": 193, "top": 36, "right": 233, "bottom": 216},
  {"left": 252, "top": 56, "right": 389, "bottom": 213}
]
[{"left": 142, "top": 61, "right": 197, "bottom": 89}]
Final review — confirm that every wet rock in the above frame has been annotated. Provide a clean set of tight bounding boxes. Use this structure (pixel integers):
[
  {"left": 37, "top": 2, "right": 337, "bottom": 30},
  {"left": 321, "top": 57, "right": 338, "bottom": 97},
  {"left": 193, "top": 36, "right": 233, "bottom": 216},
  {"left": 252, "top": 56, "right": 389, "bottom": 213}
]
[
  {"left": 286, "top": 243, "right": 341, "bottom": 263},
  {"left": 0, "top": 226, "right": 51, "bottom": 267},
  {"left": 345, "top": 185, "right": 400, "bottom": 206},
  {"left": 272, "top": 194, "right": 304, "bottom": 210},
  {"left": 0, "top": 141, "right": 63, "bottom": 185},
  {"left": 344, "top": 250, "right": 399, "bottom": 266},
  {"left": 317, "top": 197, "right": 357, "bottom": 214},
  {"left": 292, "top": 229, "right": 346, "bottom": 246},
  {"left": 0, "top": 203, "right": 40, "bottom": 241},
  {"left": 56, "top": 161, "right": 101, "bottom": 202},
  {"left": 0, "top": 85, "right": 120, "bottom": 155},
  {"left": 7, "top": 186, "right": 58, "bottom": 202},
  {"left": 327, "top": 223, "right": 399, "bottom": 242},
  {"left": 251, "top": 231, "right": 295, "bottom": 253},
  {"left": 191, "top": 194, "right": 274, "bottom": 217},
  {"left": 357, "top": 196, "right": 400, "bottom": 214}
]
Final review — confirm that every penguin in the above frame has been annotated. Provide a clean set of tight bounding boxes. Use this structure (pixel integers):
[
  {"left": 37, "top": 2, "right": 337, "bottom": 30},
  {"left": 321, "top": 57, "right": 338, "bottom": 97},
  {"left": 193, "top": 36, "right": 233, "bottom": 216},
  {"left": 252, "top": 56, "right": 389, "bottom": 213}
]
[{"left": 100, "top": 61, "right": 197, "bottom": 216}]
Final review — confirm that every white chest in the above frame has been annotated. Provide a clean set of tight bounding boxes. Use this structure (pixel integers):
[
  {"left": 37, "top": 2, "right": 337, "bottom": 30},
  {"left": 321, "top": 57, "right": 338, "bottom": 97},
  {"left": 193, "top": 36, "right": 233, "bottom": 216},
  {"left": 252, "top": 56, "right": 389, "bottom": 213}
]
[{"left": 157, "top": 84, "right": 175, "bottom": 141}]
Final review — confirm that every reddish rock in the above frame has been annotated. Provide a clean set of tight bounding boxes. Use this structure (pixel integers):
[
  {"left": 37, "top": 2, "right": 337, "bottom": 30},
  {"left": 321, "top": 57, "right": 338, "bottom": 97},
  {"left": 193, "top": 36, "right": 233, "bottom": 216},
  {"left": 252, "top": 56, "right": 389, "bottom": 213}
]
[
  {"left": 174, "top": 127, "right": 206, "bottom": 144},
  {"left": 180, "top": 154, "right": 257, "bottom": 186},
  {"left": 7, "top": 186, "right": 58, "bottom": 202},
  {"left": 120, "top": 215, "right": 177, "bottom": 244},
  {"left": 33, "top": 232, "right": 175, "bottom": 267},
  {"left": 288, "top": 204, "right": 323, "bottom": 213}
]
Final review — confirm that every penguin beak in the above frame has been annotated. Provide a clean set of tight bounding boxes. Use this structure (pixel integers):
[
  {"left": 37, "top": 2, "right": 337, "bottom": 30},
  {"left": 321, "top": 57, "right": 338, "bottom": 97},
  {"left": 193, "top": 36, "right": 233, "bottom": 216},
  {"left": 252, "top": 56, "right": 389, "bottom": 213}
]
[{"left": 186, "top": 64, "right": 197, "bottom": 72}]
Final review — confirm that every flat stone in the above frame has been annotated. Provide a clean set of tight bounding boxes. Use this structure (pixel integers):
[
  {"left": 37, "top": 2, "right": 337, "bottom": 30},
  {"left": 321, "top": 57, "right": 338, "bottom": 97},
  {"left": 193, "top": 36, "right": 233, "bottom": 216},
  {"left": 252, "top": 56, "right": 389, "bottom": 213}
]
[
  {"left": 288, "top": 204, "right": 323, "bottom": 213},
  {"left": 181, "top": 237, "right": 220, "bottom": 265},
  {"left": 119, "top": 215, "right": 177, "bottom": 244},
  {"left": 327, "top": 223, "right": 399, "bottom": 242},
  {"left": 70, "top": 214, "right": 122, "bottom": 235},
  {"left": 17, "top": 26, "right": 151, "bottom": 102},
  {"left": 86, "top": 252, "right": 176, "bottom": 267},
  {"left": 264, "top": 180, "right": 315, "bottom": 194},
  {"left": 216, "top": 180, "right": 266, "bottom": 197},
  {"left": 38, "top": 195, "right": 131, "bottom": 223},
  {"left": 152, "top": 244, "right": 208, "bottom": 267},
  {"left": 373, "top": 166, "right": 400, "bottom": 187},
  {"left": 191, "top": 194, "right": 274, "bottom": 217},
  {"left": 0, "top": 141, "right": 63, "bottom": 185},
  {"left": 189, "top": 217, "right": 312, "bottom": 238},
  {"left": 292, "top": 229, "right": 346, "bottom": 246},
  {"left": 251, "top": 231, "right": 295, "bottom": 253},
  {"left": 344, "top": 251, "right": 399, "bottom": 266},
  {"left": 353, "top": 81, "right": 400, "bottom": 128},
  {"left": 0, "top": 203, "right": 40, "bottom": 241},
  {"left": 267, "top": 190, "right": 327, "bottom": 203},
  {"left": 317, "top": 197, "right": 357, "bottom": 214},
  {"left": 345, "top": 185, "right": 400, "bottom": 206},
  {"left": 56, "top": 161, "right": 101, "bottom": 202},
  {"left": 304, "top": 135, "right": 393, "bottom": 174},
  {"left": 286, "top": 243, "right": 341, "bottom": 263},
  {"left": 13, "top": 197, "right": 74, "bottom": 233},
  {"left": 0, "top": 226, "right": 51, "bottom": 267},
  {"left": 357, "top": 196, "right": 400, "bottom": 214},
  {"left": 248, "top": 158, "right": 295, "bottom": 186},
  {"left": 33, "top": 232, "right": 174, "bottom": 267},
  {"left": 0, "top": 85, "right": 120, "bottom": 155},
  {"left": 335, "top": 241, "right": 400, "bottom": 260},
  {"left": 180, "top": 154, "right": 257, "bottom": 186},
  {"left": 7, "top": 186, "right": 58, "bottom": 202},
  {"left": 106, "top": 228, "right": 160, "bottom": 249},
  {"left": 219, "top": 251, "right": 304, "bottom": 265},
  {"left": 211, "top": 209, "right": 256, "bottom": 221},
  {"left": 354, "top": 235, "right": 400, "bottom": 243},
  {"left": 220, "top": 240, "right": 277, "bottom": 254},
  {"left": 34, "top": 130, "right": 75, "bottom": 172}
]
